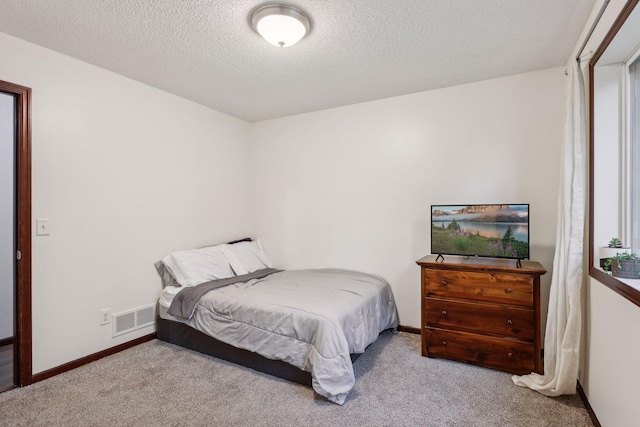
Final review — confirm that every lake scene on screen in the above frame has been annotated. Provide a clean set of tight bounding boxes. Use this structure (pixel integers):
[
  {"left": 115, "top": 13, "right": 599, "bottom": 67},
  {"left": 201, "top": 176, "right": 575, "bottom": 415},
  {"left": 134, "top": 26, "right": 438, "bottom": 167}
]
[
  {"left": 431, "top": 204, "right": 529, "bottom": 259},
  {"left": 434, "top": 221, "right": 528, "bottom": 241}
]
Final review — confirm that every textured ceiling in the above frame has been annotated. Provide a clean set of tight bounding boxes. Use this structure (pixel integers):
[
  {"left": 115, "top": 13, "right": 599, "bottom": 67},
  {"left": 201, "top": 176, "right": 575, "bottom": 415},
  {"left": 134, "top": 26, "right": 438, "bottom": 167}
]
[{"left": 0, "top": 0, "right": 595, "bottom": 122}]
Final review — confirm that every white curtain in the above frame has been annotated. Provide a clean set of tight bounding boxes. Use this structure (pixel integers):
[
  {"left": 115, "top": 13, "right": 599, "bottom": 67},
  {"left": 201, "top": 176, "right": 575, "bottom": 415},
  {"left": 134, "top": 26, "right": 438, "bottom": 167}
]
[{"left": 512, "top": 60, "right": 586, "bottom": 396}]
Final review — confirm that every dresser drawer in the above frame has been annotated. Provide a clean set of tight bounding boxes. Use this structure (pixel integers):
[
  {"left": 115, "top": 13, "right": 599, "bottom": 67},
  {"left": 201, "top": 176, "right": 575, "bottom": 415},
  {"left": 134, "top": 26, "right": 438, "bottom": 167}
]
[
  {"left": 425, "top": 297, "right": 534, "bottom": 340},
  {"left": 424, "top": 328, "right": 534, "bottom": 374},
  {"left": 423, "top": 269, "right": 533, "bottom": 306}
]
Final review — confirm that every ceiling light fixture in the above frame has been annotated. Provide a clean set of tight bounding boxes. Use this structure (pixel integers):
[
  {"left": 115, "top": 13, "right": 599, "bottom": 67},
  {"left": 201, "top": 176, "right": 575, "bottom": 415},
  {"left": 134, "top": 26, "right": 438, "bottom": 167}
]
[{"left": 250, "top": 3, "right": 311, "bottom": 48}]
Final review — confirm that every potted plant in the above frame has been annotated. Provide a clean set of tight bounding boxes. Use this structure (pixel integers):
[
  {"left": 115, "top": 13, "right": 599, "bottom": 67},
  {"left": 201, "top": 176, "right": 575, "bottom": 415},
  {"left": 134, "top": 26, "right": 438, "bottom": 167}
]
[
  {"left": 609, "top": 237, "right": 622, "bottom": 248},
  {"left": 599, "top": 237, "right": 630, "bottom": 269},
  {"left": 604, "top": 252, "right": 640, "bottom": 279}
]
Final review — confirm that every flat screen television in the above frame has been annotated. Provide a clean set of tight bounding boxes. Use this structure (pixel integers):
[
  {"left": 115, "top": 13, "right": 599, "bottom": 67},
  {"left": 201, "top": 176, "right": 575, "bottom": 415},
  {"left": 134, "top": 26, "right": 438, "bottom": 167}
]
[{"left": 431, "top": 204, "right": 529, "bottom": 260}]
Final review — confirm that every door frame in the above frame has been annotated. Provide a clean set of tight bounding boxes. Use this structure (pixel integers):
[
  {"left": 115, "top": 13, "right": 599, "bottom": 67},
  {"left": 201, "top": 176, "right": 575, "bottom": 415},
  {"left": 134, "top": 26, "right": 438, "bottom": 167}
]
[{"left": 0, "top": 79, "right": 32, "bottom": 387}]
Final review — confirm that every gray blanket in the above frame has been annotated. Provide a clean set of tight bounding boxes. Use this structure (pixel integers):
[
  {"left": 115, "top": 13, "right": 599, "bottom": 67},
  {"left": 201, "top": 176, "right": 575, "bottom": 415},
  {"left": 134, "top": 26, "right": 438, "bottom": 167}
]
[
  {"left": 167, "top": 268, "right": 281, "bottom": 320},
  {"left": 166, "top": 268, "right": 398, "bottom": 405}
]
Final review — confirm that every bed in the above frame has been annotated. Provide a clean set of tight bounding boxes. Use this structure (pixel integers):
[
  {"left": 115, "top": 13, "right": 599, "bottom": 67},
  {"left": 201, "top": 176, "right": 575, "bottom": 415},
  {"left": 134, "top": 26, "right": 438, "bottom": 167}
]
[{"left": 155, "top": 240, "right": 398, "bottom": 404}]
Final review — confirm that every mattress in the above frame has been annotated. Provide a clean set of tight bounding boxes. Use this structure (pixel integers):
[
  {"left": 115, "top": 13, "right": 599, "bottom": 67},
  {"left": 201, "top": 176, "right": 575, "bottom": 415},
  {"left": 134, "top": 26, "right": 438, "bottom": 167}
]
[{"left": 158, "top": 268, "right": 398, "bottom": 404}]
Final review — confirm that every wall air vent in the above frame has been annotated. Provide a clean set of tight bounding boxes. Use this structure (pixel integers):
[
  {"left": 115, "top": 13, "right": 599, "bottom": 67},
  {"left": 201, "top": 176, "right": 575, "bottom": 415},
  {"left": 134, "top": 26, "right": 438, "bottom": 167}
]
[{"left": 112, "top": 304, "right": 155, "bottom": 337}]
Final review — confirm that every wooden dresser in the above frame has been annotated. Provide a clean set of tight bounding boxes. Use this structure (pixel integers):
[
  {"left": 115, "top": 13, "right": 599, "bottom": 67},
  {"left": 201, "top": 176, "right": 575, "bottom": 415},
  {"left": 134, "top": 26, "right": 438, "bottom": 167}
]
[{"left": 416, "top": 255, "right": 546, "bottom": 375}]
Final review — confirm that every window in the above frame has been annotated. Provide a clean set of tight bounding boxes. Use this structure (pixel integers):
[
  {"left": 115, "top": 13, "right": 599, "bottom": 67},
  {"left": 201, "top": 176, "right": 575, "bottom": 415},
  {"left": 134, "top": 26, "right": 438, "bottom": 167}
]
[
  {"left": 589, "top": 0, "right": 640, "bottom": 307},
  {"left": 630, "top": 55, "right": 640, "bottom": 254}
]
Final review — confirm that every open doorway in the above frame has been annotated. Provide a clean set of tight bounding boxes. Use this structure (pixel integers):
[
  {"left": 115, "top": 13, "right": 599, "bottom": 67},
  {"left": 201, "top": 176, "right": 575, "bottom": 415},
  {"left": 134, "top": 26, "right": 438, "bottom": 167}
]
[
  {"left": 0, "top": 90, "right": 15, "bottom": 392},
  {"left": 0, "top": 79, "right": 32, "bottom": 391}
]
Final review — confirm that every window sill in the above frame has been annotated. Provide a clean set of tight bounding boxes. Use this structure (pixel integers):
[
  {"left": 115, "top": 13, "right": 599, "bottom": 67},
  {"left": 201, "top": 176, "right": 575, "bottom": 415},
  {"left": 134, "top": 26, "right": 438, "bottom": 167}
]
[{"left": 590, "top": 267, "right": 640, "bottom": 308}]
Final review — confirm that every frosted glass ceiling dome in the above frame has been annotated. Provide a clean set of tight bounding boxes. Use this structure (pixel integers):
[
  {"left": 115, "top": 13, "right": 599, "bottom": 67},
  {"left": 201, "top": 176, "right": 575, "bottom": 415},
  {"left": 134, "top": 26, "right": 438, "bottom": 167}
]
[{"left": 250, "top": 3, "right": 312, "bottom": 48}]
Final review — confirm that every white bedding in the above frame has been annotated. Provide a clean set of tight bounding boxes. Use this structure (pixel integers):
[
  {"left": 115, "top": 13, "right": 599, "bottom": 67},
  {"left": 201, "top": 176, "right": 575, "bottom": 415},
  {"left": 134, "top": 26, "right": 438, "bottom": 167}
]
[{"left": 158, "top": 268, "right": 398, "bottom": 404}]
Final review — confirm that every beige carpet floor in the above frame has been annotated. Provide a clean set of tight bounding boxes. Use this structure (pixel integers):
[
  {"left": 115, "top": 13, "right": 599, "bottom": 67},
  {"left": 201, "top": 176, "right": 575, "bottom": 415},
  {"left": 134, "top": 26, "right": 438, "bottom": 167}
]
[{"left": 0, "top": 331, "right": 592, "bottom": 426}]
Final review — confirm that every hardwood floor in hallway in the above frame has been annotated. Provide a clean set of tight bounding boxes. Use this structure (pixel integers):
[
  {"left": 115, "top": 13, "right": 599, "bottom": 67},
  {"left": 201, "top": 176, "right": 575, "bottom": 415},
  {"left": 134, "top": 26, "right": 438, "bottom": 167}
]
[{"left": 0, "top": 343, "right": 13, "bottom": 393}]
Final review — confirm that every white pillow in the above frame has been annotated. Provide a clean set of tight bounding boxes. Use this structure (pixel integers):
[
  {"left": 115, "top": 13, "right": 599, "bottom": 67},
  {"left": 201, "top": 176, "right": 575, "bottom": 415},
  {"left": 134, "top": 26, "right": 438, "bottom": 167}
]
[
  {"left": 161, "top": 245, "right": 235, "bottom": 287},
  {"left": 221, "top": 240, "right": 272, "bottom": 275},
  {"left": 154, "top": 260, "right": 180, "bottom": 288}
]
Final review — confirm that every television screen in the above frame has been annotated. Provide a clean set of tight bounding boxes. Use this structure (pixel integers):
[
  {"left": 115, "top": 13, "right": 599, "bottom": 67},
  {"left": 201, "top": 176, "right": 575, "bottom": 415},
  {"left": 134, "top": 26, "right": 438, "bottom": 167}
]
[{"left": 431, "top": 204, "right": 529, "bottom": 260}]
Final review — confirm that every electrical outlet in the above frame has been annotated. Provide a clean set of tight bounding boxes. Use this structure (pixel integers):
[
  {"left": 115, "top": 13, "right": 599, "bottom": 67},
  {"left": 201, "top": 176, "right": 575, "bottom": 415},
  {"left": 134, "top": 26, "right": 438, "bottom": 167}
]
[{"left": 100, "top": 308, "right": 111, "bottom": 326}]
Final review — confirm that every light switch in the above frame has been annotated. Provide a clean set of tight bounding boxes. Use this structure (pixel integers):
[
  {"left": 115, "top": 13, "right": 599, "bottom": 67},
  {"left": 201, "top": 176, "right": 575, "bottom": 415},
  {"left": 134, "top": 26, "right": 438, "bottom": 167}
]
[{"left": 36, "top": 218, "right": 50, "bottom": 236}]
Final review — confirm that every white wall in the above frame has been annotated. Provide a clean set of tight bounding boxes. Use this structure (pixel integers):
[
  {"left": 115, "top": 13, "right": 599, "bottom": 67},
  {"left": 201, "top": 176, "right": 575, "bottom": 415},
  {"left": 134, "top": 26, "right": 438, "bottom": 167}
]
[
  {"left": 0, "top": 32, "right": 251, "bottom": 373},
  {"left": 0, "top": 92, "right": 14, "bottom": 341},
  {"left": 584, "top": 280, "right": 640, "bottom": 426},
  {"left": 249, "top": 68, "right": 565, "bottom": 329}
]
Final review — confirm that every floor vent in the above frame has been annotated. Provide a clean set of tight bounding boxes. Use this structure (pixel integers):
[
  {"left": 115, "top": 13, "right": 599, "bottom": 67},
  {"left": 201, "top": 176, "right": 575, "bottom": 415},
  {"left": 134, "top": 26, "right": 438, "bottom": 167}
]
[{"left": 112, "top": 304, "right": 155, "bottom": 337}]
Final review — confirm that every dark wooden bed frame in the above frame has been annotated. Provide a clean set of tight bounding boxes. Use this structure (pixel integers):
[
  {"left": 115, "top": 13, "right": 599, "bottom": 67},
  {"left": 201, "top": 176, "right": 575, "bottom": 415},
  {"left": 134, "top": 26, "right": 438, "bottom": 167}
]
[{"left": 156, "top": 316, "right": 360, "bottom": 386}]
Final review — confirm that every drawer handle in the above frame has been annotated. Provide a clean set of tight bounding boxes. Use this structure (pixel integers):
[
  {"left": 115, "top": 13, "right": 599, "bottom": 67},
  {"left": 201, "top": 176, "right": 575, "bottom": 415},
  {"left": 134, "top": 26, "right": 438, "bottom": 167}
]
[
  {"left": 506, "top": 288, "right": 513, "bottom": 293},
  {"left": 441, "top": 310, "right": 447, "bottom": 317},
  {"left": 508, "top": 352, "right": 513, "bottom": 358},
  {"left": 506, "top": 319, "right": 513, "bottom": 325},
  {"left": 441, "top": 280, "right": 448, "bottom": 286},
  {"left": 442, "top": 341, "right": 447, "bottom": 346}
]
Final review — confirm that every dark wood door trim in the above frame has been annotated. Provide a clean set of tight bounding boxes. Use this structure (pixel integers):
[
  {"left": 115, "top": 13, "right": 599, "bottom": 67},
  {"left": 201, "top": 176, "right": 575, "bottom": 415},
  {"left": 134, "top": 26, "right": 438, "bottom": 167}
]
[{"left": 0, "top": 79, "right": 32, "bottom": 387}]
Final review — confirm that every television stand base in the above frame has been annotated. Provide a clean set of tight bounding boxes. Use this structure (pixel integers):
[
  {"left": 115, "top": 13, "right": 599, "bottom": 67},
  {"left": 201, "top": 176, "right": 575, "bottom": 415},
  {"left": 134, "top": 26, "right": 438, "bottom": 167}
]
[{"left": 435, "top": 253, "right": 444, "bottom": 262}]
